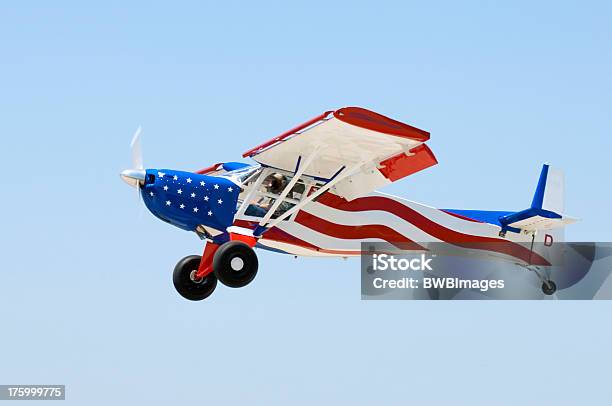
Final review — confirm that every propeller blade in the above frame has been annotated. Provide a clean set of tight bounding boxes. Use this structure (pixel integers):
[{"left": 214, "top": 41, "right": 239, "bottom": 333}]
[
  {"left": 130, "top": 126, "right": 143, "bottom": 170},
  {"left": 122, "top": 126, "right": 145, "bottom": 212}
]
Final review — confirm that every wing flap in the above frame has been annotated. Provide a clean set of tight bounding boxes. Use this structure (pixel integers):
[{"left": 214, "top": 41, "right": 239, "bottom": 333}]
[{"left": 332, "top": 144, "right": 437, "bottom": 200}]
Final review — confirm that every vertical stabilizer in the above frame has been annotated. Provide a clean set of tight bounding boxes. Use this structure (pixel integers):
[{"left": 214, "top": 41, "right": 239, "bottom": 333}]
[{"left": 531, "top": 164, "right": 565, "bottom": 213}]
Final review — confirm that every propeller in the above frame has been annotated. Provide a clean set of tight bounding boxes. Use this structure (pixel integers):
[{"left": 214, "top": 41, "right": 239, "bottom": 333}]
[{"left": 120, "top": 126, "right": 146, "bottom": 196}]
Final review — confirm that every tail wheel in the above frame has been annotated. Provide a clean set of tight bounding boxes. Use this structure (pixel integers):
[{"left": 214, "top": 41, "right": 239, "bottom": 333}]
[
  {"left": 213, "top": 241, "right": 258, "bottom": 288},
  {"left": 173, "top": 255, "right": 217, "bottom": 301},
  {"left": 542, "top": 280, "right": 557, "bottom": 296}
]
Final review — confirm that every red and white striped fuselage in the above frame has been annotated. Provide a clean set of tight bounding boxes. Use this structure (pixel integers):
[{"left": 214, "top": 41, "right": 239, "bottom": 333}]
[{"left": 235, "top": 191, "right": 553, "bottom": 266}]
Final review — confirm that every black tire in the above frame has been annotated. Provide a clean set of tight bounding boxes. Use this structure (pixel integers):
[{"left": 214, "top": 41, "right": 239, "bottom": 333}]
[
  {"left": 542, "top": 280, "right": 557, "bottom": 295},
  {"left": 173, "top": 255, "right": 217, "bottom": 301},
  {"left": 213, "top": 241, "right": 258, "bottom": 288}
]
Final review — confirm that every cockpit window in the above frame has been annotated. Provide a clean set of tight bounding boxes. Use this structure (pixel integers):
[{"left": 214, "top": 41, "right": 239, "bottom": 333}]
[
  {"left": 243, "top": 172, "right": 307, "bottom": 220},
  {"left": 219, "top": 165, "right": 261, "bottom": 185}
]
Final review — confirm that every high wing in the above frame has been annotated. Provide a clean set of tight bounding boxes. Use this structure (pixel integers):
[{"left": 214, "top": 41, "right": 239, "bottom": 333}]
[{"left": 243, "top": 107, "right": 437, "bottom": 201}]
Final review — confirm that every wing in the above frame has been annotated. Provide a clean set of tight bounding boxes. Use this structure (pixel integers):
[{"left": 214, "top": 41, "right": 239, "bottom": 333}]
[{"left": 243, "top": 107, "right": 437, "bottom": 200}]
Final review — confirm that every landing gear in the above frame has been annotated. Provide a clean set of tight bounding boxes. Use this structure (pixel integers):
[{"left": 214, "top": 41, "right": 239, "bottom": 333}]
[
  {"left": 173, "top": 255, "right": 218, "bottom": 301},
  {"left": 523, "top": 233, "right": 557, "bottom": 296},
  {"left": 541, "top": 280, "right": 557, "bottom": 295},
  {"left": 529, "top": 266, "right": 557, "bottom": 296},
  {"left": 172, "top": 241, "right": 258, "bottom": 300},
  {"left": 213, "top": 241, "right": 259, "bottom": 288}
]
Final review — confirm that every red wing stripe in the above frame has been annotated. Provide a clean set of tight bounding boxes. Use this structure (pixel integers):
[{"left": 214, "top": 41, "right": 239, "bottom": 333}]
[
  {"left": 242, "top": 111, "right": 333, "bottom": 158},
  {"left": 334, "top": 107, "right": 430, "bottom": 141},
  {"left": 317, "top": 193, "right": 550, "bottom": 266},
  {"left": 295, "top": 211, "right": 424, "bottom": 250}
]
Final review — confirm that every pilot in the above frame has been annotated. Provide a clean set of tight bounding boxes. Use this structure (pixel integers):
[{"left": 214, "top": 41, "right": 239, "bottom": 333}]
[
  {"left": 266, "top": 173, "right": 288, "bottom": 195},
  {"left": 245, "top": 173, "right": 288, "bottom": 217},
  {"left": 267, "top": 173, "right": 296, "bottom": 217}
]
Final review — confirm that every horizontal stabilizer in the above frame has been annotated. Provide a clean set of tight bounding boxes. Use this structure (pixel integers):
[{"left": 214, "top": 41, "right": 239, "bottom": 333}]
[{"left": 500, "top": 207, "right": 577, "bottom": 232}]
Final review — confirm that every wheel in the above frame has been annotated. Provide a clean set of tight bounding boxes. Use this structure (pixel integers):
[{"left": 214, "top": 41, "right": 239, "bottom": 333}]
[
  {"left": 173, "top": 255, "right": 217, "bottom": 301},
  {"left": 213, "top": 241, "right": 258, "bottom": 288},
  {"left": 542, "top": 280, "right": 557, "bottom": 295}
]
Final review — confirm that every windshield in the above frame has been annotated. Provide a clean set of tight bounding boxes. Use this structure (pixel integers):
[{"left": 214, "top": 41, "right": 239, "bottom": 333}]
[{"left": 219, "top": 165, "right": 261, "bottom": 185}]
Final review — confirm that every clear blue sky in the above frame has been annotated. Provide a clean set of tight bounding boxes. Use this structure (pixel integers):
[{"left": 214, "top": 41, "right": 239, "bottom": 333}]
[{"left": 1, "top": 1, "right": 611, "bottom": 404}]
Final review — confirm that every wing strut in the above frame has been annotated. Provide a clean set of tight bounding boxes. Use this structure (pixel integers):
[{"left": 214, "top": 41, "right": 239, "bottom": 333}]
[
  {"left": 254, "top": 161, "right": 361, "bottom": 237},
  {"left": 257, "top": 147, "right": 320, "bottom": 227}
]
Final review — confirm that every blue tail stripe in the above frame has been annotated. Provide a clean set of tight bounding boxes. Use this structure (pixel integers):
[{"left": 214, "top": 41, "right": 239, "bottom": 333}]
[
  {"left": 442, "top": 209, "right": 514, "bottom": 227},
  {"left": 531, "top": 164, "right": 549, "bottom": 209}
]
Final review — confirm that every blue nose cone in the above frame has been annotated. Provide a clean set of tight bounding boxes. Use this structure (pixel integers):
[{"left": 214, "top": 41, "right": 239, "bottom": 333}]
[{"left": 141, "top": 169, "right": 240, "bottom": 232}]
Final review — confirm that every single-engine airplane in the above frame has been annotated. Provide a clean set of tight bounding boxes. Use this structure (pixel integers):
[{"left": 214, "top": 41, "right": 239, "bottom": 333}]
[{"left": 120, "top": 107, "right": 576, "bottom": 300}]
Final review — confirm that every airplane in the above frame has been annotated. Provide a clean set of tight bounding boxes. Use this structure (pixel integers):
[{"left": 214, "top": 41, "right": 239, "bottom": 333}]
[{"left": 120, "top": 107, "right": 576, "bottom": 300}]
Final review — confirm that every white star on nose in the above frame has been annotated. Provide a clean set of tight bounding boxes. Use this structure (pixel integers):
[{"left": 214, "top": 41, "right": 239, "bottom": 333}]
[
  {"left": 177, "top": 189, "right": 183, "bottom": 194},
  {"left": 193, "top": 207, "right": 199, "bottom": 213},
  {"left": 207, "top": 210, "right": 212, "bottom": 216},
  {"left": 163, "top": 185, "right": 168, "bottom": 191},
  {"left": 191, "top": 192, "right": 196, "bottom": 198},
  {"left": 187, "top": 178, "right": 192, "bottom": 183},
  {"left": 213, "top": 184, "right": 219, "bottom": 189},
  {"left": 217, "top": 199, "right": 223, "bottom": 204},
  {"left": 200, "top": 181, "right": 205, "bottom": 186},
  {"left": 228, "top": 187, "right": 233, "bottom": 192},
  {"left": 204, "top": 196, "right": 209, "bottom": 201},
  {"left": 149, "top": 191, "right": 154, "bottom": 197},
  {"left": 173, "top": 175, "right": 178, "bottom": 181},
  {"left": 158, "top": 172, "right": 165, "bottom": 178},
  {"left": 180, "top": 204, "right": 185, "bottom": 209},
  {"left": 166, "top": 200, "right": 171, "bottom": 206}
]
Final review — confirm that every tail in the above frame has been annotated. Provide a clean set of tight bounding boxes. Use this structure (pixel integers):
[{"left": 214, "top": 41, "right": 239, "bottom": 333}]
[{"left": 499, "top": 164, "right": 577, "bottom": 235}]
